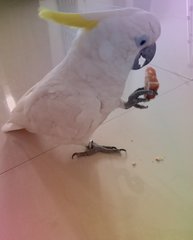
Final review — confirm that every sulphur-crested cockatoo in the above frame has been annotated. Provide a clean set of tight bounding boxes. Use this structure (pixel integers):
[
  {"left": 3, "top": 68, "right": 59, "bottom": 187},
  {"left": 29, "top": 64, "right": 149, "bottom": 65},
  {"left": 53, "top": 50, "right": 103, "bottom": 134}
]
[{"left": 2, "top": 8, "right": 161, "bottom": 157}]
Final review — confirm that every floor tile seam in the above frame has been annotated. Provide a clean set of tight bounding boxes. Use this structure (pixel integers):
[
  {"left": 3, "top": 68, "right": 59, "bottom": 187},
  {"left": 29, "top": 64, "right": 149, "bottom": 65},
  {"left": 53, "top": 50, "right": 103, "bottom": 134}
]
[
  {"left": 0, "top": 145, "right": 60, "bottom": 177},
  {"left": 152, "top": 64, "right": 193, "bottom": 82}
]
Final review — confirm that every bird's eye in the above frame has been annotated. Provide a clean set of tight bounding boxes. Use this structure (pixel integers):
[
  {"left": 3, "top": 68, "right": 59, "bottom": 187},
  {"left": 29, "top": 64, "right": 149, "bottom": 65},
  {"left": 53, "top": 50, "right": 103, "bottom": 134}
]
[
  {"left": 135, "top": 35, "right": 148, "bottom": 47},
  {"left": 139, "top": 39, "right": 146, "bottom": 46}
]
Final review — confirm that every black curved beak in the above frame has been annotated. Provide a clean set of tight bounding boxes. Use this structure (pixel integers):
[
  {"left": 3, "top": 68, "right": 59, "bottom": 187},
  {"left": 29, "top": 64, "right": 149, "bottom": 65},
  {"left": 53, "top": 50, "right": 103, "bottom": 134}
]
[{"left": 132, "top": 43, "right": 156, "bottom": 70}]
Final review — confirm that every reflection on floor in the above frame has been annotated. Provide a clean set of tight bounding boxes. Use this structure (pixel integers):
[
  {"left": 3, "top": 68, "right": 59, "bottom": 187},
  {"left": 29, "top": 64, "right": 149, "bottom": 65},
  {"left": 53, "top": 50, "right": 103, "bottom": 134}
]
[{"left": 0, "top": 1, "right": 193, "bottom": 239}]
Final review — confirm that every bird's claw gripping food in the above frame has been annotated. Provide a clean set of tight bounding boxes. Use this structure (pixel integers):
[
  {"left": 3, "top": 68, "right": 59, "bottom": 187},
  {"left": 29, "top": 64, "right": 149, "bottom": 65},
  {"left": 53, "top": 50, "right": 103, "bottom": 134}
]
[{"left": 125, "top": 66, "right": 159, "bottom": 109}]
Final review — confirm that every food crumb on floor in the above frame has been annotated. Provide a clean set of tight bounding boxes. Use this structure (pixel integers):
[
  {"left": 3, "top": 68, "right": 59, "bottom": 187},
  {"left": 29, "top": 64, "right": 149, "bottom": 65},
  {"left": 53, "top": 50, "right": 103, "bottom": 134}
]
[
  {"left": 132, "top": 162, "right": 137, "bottom": 167},
  {"left": 155, "top": 156, "right": 164, "bottom": 162}
]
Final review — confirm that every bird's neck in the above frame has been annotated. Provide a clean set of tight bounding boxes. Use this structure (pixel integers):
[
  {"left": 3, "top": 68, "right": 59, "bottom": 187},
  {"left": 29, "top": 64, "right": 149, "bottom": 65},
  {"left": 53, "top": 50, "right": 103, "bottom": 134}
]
[{"left": 65, "top": 37, "right": 134, "bottom": 84}]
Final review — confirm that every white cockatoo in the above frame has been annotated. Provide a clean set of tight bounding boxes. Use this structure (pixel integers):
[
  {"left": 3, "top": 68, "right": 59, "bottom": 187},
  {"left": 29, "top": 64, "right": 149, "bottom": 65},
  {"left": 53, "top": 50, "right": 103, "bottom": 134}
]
[{"left": 2, "top": 8, "right": 161, "bottom": 157}]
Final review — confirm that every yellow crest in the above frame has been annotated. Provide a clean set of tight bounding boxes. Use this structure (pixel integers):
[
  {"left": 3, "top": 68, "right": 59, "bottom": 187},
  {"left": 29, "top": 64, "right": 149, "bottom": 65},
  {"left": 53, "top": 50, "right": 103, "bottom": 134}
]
[{"left": 39, "top": 8, "right": 99, "bottom": 30}]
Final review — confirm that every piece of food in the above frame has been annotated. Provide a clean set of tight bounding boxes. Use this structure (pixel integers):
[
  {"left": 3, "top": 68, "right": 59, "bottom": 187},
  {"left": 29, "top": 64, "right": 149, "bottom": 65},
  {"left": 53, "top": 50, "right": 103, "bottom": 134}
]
[{"left": 144, "top": 67, "right": 159, "bottom": 100}]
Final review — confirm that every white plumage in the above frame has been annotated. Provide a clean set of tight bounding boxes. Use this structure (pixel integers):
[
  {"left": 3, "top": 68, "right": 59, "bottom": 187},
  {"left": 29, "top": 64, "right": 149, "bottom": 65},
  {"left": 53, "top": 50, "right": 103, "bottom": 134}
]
[{"left": 2, "top": 8, "right": 161, "bottom": 145}]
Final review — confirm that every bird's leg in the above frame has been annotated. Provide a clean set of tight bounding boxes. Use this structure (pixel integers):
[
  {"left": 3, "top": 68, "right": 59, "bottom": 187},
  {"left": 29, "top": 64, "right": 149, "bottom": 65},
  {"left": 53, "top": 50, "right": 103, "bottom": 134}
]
[
  {"left": 124, "top": 87, "right": 157, "bottom": 109},
  {"left": 72, "top": 141, "right": 126, "bottom": 158}
]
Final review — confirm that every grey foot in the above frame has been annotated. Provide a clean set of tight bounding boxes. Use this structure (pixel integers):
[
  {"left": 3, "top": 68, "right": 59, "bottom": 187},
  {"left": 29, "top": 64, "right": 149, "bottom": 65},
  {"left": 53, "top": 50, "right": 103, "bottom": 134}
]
[
  {"left": 124, "top": 87, "right": 157, "bottom": 109},
  {"left": 72, "top": 141, "right": 126, "bottom": 158}
]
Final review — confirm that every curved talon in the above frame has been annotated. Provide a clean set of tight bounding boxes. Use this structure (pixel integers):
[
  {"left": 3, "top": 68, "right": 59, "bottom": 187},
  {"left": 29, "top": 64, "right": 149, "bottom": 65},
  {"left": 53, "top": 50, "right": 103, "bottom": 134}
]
[
  {"left": 72, "top": 152, "right": 82, "bottom": 159},
  {"left": 131, "top": 89, "right": 150, "bottom": 98},
  {"left": 130, "top": 89, "right": 157, "bottom": 100},
  {"left": 119, "top": 148, "right": 127, "bottom": 152},
  {"left": 72, "top": 149, "right": 96, "bottom": 158},
  {"left": 72, "top": 152, "right": 78, "bottom": 159}
]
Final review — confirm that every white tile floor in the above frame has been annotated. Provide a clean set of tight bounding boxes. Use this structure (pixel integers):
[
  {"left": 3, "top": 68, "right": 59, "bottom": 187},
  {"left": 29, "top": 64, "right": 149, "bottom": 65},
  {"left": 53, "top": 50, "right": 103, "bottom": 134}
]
[{"left": 0, "top": 1, "right": 193, "bottom": 239}]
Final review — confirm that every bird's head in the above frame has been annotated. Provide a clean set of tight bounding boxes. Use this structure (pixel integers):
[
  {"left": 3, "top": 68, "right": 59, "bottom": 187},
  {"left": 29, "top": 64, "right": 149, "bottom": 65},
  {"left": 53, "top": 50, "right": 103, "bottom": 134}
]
[{"left": 39, "top": 8, "right": 161, "bottom": 70}]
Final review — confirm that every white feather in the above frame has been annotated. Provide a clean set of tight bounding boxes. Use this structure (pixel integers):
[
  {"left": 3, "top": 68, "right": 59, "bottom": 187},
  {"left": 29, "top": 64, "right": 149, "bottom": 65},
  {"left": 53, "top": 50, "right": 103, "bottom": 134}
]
[{"left": 2, "top": 8, "right": 161, "bottom": 145}]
